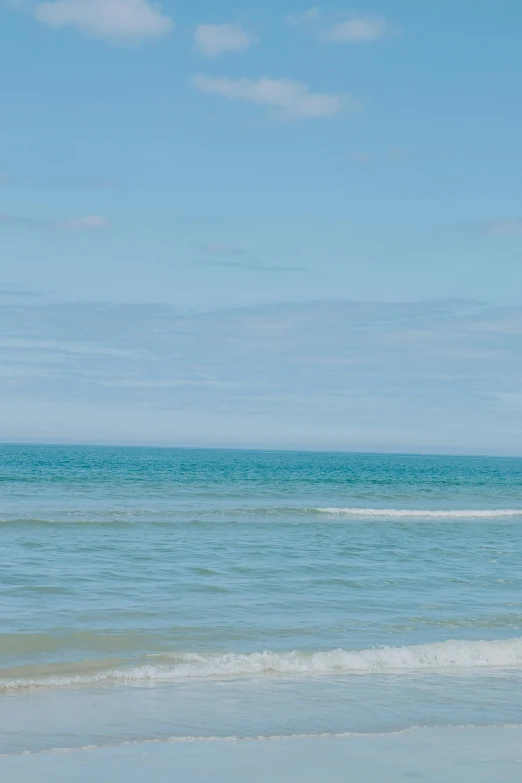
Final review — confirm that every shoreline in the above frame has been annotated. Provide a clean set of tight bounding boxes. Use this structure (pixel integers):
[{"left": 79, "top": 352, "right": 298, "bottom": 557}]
[
  {"left": 3, "top": 722, "right": 522, "bottom": 756},
  {"left": 1, "top": 726, "right": 522, "bottom": 782}
]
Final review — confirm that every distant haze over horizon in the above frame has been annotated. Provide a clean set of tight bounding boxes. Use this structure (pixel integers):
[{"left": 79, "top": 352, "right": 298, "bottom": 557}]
[{"left": 0, "top": 298, "right": 521, "bottom": 455}]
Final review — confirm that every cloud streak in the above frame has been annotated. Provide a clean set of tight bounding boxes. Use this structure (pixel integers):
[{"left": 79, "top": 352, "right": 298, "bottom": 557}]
[
  {"left": 288, "top": 8, "right": 398, "bottom": 44},
  {"left": 197, "top": 259, "right": 306, "bottom": 272},
  {"left": 286, "top": 7, "right": 320, "bottom": 26},
  {"left": 198, "top": 243, "right": 306, "bottom": 271},
  {"left": 193, "top": 74, "right": 347, "bottom": 121},
  {"left": 200, "top": 243, "right": 248, "bottom": 256},
  {"left": 482, "top": 219, "right": 522, "bottom": 237},
  {"left": 58, "top": 215, "right": 111, "bottom": 230},
  {"left": 0, "top": 213, "right": 37, "bottom": 227},
  {"left": 1, "top": 299, "right": 522, "bottom": 451},
  {"left": 0, "top": 212, "right": 111, "bottom": 231}
]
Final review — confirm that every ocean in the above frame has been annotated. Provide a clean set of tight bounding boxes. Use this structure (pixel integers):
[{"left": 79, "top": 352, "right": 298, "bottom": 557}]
[{"left": 2, "top": 444, "right": 522, "bottom": 777}]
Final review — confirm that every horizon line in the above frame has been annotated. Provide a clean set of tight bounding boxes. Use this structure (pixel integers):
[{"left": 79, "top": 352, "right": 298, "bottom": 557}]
[{"left": 0, "top": 440, "right": 520, "bottom": 460}]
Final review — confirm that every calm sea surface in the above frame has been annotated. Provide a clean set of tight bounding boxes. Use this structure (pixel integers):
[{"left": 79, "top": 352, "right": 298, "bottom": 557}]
[{"left": 2, "top": 445, "right": 522, "bottom": 755}]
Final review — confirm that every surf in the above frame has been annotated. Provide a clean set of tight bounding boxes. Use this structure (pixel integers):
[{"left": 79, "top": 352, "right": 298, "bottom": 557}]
[{"left": 4, "top": 638, "right": 522, "bottom": 690}]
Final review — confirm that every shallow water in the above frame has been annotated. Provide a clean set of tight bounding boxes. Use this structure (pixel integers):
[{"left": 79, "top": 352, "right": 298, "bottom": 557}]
[{"left": 1, "top": 445, "right": 522, "bottom": 754}]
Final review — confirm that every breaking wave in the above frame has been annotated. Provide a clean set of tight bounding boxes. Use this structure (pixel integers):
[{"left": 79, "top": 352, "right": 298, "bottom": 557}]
[
  {"left": 315, "top": 508, "right": 522, "bottom": 518},
  {"left": 2, "top": 507, "right": 522, "bottom": 526},
  {"left": 4, "top": 638, "right": 522, "bottom": 690}
]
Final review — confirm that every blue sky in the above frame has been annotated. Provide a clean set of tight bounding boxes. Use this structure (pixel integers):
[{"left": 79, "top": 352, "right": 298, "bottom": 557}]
[{"left": 1, "top": 0, "right": 522, "bottom": 451}]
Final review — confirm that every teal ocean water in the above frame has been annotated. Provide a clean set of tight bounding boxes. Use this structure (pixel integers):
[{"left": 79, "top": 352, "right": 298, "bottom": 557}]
[{"left": 2, "top": 445, "right": 522, "bottom": 755}]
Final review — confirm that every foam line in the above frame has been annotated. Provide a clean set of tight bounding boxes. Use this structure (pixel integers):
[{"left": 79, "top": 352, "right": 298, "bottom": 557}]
[
  {"left": 315, "top": 508, "right": 522, "bottom": 518},
  {"left": 3, "top": 638, "right": 522, "bottom": 690}
]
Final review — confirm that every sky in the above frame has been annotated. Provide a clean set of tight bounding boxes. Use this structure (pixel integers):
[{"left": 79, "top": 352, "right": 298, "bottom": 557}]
[{"left": 1, "top": 0, "right": 522, "bottom": 452}]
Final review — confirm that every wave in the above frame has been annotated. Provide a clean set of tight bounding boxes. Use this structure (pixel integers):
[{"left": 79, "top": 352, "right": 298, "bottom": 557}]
[
  {"left": 8, "top": 726, "right": 514, "bottom": 758},
  {"left": 4, "top": 638, "right": 522, "bottom": 690},
  {"left": 315, "top": 508, "right": 522, "bottom": 518},
  {"left": 2, "top": 507, "right": 521, "bottom": 526}
]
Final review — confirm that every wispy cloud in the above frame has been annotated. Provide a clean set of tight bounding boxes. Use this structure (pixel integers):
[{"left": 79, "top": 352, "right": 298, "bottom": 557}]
[
  {"left": 1, "top": 299, "right": 522, "bottom": 451},
  {"left": 286, "top": 7, "right": 320, "bottom": 26},
  {"left": 198, "top": 243, "right": 305, "bottom": 272},
  {"left": 351, "top": 152, "right": 374, "bottom": 164},
  {"left": 0, "top": 212, "right": 111, "bottom": 231},
  {"left": 100, "top": 378, "right": 239, "bottom": 388},
  {"left": 58, "top": 215, "right": 111, "bottom": 230},
  {"left": 193, "top": 75, "right": 347, "bottom": 121},
  {"left": 198, "top": 259, "right": 306, "bottom": 272},
  {"left": 53, "top": 177, "right": 121, "bottom": 190},
  {"left": 348, "top": 149, "right": 406, "bottom": 165},
  {"left": 0, "top": 289, "right": 39, "bottom": 298},
  {"left": 200, "top": 243, "right": 248, "bottom": 256},
  {"left": 194, "top": 23, "right": 256, "bottom": 57},
  {"left": 33, "top": 0, "right": 174, "bottom": 42},
  {"left": 0, "top": 337, "right": 153, "bottom": 360},
  {"left": 323, "top": 14, "right": 396, "bottom": 43},
  {"left": 288, "top": 8, "right": 398, "bottom": 43},
  {"left": 482, "top": 219, "right": 522, "bottom": 237},
  {"left": 0, "top": 213, "right": 37, "bottom": 227}
]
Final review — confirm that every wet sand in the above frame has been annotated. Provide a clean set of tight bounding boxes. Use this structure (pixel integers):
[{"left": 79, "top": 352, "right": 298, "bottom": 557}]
[{"left": 1, "top": 727, "right": 522, "bottom": 783}]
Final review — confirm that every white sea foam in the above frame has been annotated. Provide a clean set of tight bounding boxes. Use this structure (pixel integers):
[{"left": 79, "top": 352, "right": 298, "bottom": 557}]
[
  {"left": 315, "top": 508, "right": 522, "bottom": 518},
  {"left": 4, "top": 638, "right": 522, "bottom": 690}
]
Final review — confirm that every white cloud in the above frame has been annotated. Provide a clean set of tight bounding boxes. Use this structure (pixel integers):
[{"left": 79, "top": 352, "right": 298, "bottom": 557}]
[
  {"left": 59, "top": 215, "right": 111, "bottom": 230},
  {"left": 193, "top": 75, "right": 346, "bottom": 121},
  {"left": 34, "top": 0, "right": 174, "bottom": 41},
  {"left": 194, "top": 23, "right": 255, "bottom": 57},
  {"left": 323, "top": 15, "right": 393, "bottom": 43},
  {"left": 286, "top": 7, "right": 320, "bottom": 26}
]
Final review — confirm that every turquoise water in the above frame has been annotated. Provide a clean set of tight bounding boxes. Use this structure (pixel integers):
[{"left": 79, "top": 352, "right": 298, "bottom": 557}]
[{"left": 2, "top": 445, "right": 522, "bottom": 755}]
